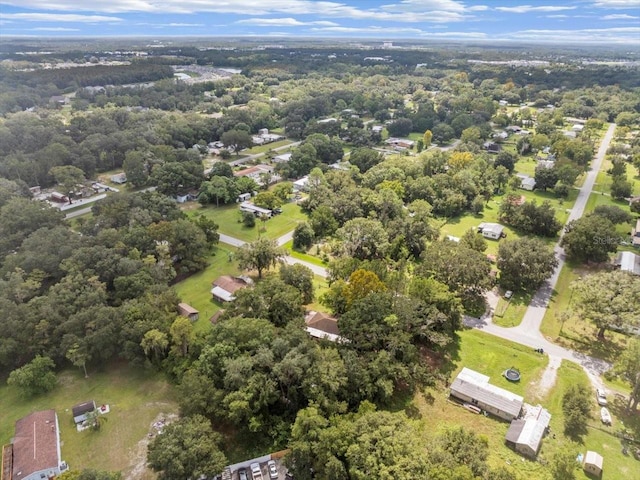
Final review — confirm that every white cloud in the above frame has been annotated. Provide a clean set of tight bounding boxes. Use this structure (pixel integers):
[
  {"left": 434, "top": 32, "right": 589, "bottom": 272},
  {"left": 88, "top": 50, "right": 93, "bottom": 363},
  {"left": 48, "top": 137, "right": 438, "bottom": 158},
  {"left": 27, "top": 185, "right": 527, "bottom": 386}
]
[
  {"left": 423, "top": 31, "right": 487, "bottom": 38},
  {"left": 496, "top": 5, "right": 576, "bottom": 13},
  {"left": 32, "top": 27, "right": 80, "bottom": 31},
  {"left": 602, "top": 14, "right": 639, "bottom": 20},
  {"left": 546, "top": 15, "right": 570, "bottom": 18},
  {"left": 164, "top": 23, "right": 205, "bottom": 27},
  {"left": 591, "top": 0, "right": 640, "bottom": 8},
  {"left": 311, "top": 25, "right": 425, "bottom": 34},
  {"left": 0, "top": 1, "right": 468, "bottom": 22},
  {"left": 236, "top": 17, "right": 338, "bottom": 27},
  {"left": 0, "top": 13, "right": 123, "bottom": 22}
]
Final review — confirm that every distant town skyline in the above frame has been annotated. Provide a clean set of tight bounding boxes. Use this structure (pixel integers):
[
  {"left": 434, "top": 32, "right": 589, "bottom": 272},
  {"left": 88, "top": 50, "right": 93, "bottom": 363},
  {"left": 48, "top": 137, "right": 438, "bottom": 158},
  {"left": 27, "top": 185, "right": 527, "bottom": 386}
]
[{"left": 1, "top": 0, "right": 639, "bottom": 45}]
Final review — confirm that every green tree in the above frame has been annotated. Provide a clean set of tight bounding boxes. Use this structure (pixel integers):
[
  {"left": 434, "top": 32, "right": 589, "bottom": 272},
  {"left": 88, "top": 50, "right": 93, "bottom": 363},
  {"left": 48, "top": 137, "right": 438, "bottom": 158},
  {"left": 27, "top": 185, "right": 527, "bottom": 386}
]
[
  {"left": 459, "top": 229, "right": 487, "bottom": 252},
  {"left": 280, "top": 263, "right": 315, "bottom": 304},
  {"left": 337, "top": 217, "right": 389, "bottom": 260},
  {"left": 49, "top": 165, "right": 86, "bottom": 202},
  {"left": 344, "top": 269, "right": 387, "bottom": 308},
  {"left": 309, "top": 205, "right": 338, "bottom": 238},
  {"left": 123, "top": 150, "right": 149, "bottom": 187},
  {"left": 431, "top": 426, "right": 489, "bottom": 479},
  {"left": 221, "top": 129, "right": 252, "bottom": 155},
  {"left": 192, "top": 215, "right": 219, "bottom": 247},
  {"left": 561, "top": 215, "right": 617, "bottom": 263},
  {"left": 242, "top": 211, "right": 256, "bottom": 228},
  {"left": 611, "top": 177, "right": 633, "bottom": 200},
  {"left": 254, "top": 191, "right": 281, "bottom": 210},
  {"left": 571, "top": 270, "right": 640, "bottom": 339},
  {"left": 7, "top": 355, "right": 57, "bottom": 396},
  {"left": 498, "top": 238, "right": 557, "bottom": 292},
  {"left": 562, "top": 384, "right": 591, "bottom": 439},
  {"left": 349, "top": 148, "right": 384, "bottom": 173},
  {"left": 66, "top": 342, "right": 90, "bottom": 378},
  {"left": 592, "top": 205, "right": 632, "bottom": 225},
  {"left": 199, "top": 176, "right": 237, "bottom": 206},
  {"left": 423, "top": 129, "right": 433, "bottom": 147},
  {"left": 273, "top": 181, "right": 293, "bottom": 202},
  {"left": 549, "top": 442, "right": 578, "bottom": 480},
  {"left": 141, "top": 329, "right": 169, "bottom": 364},
  {"left": 614, "top": 338, "right": 640, "bottom": 410},
  {"left": 147, "top": 414, "right": 227, "bottom": 480},
  {"left": 292, "top": 222, "right": 315, "bottom": 251},
  {"left": 83, "top": 408, "right": 107, "bottom": 432},
  {"left": 170, "top": 316, "right": 194, "bottom": 357},
  {"left": 236, "top": 237, "right": 285, "bottom": 278},
  {"left": 288, "top": 143, "right": 319, "bottom": 178}
]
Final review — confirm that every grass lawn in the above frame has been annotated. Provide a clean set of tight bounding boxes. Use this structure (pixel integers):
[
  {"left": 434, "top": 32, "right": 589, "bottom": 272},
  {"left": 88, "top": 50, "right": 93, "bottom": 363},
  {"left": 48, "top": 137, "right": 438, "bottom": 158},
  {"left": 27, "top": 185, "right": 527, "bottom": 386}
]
[
  {"left": 493, "top": 291, "right": 533, "bottom": 328},
  {"left": 185, "top": 202, "right": 307, "bottom": 243},
  {"left": 0, "top": 362, "right": 178, "bottom": 479},
  {"left": 540, "top": 263, "right": 632, "bottom": 363},
  {"left": 416, "top": 332, "right": 638, "bottom": 479},
  {"left": 243, "top": 139, "right": 293, "bottom": 155},
  {"left": 414, "top": 330, "right": 549, "bottom": 477},
  {"left": 173, "top": 244, "right": 239, "bottom": 333},
  {"left": 282, "top": 240, "right": 328, "bottom": 268}
]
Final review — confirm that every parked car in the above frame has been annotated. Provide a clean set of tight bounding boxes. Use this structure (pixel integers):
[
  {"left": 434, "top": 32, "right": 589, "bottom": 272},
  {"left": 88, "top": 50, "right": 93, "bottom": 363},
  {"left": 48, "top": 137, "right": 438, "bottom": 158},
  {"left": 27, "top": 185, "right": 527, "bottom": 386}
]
[
  {"left": 596, "top": 388, "right": 608, "bottom": 406},
  {"left": 267, "top": 460, "right": 278, "bottom": 479},
  {"left": 250, "top": 463, "right": 263, "bottom": 480},
  {"left": 238, "top": 468, "right": 248, "bottom": 480},
  {"left": 601, "top": 407, "right": 612, "bottom": 426}
]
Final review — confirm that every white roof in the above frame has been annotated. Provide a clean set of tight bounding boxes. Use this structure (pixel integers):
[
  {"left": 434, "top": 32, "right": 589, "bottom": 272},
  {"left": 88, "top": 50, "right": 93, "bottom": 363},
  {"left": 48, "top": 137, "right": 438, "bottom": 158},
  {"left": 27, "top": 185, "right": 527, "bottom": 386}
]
[
  {"left": 211, "top": 286, "right": 235, "bottom": 302},
  {"left": 584, "top": 451, "right": 603, "bottom": 468},
  {"left": 293, "top": 176, "right": 309, "bottom": 187},
  {"left": 478, "top": 222, "right": 505, "bottom": 236},
  {"left": 521, "top": 177, "right": 536, "bottom": 187},
  {"left": 305, "top": 327, "right": 348, "bottom": 343},
  {"left": 451, "top": 368, "right": 523, "bottom": 418},
  {"left": 274, "top": 152, "right": 292, "bottom": 162},
  {"left": 617, "top": 251, "right": 640, "bottom": 275}
]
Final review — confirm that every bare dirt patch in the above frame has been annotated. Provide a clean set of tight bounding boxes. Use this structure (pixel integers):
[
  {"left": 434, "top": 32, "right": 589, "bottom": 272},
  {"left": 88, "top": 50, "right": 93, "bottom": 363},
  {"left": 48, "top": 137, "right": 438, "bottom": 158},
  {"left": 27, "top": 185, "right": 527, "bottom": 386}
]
[
  {"left": 123, "top": 410, "right": 178, "bottom": 480},
  {"left": 533, "top": 354, "right": 562, "bottom": 398}
]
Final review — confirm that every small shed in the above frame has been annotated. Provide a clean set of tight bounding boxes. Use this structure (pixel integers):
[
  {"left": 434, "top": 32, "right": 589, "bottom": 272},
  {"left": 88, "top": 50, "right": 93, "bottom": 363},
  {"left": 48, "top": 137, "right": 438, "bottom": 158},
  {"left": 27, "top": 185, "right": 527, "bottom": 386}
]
[
  {"left": 178, "top": 303, "right": 199, "bottom": 321},
  {"left": 72, "top": 400, "right": 96, "bottom": 424},
  {"left": 583, "top": 450, "right": 603, "bottom": 476}
]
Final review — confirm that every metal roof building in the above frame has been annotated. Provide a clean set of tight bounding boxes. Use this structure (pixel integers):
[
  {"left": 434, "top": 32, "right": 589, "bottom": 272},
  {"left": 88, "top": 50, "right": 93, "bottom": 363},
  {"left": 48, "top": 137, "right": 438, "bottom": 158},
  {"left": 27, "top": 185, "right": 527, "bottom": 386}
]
[
  {"left": 505, "top": 404, "right": 551, "bottom": 457},
  {"left": 450, "top": 368, "right": 524, "bottom": 421}
]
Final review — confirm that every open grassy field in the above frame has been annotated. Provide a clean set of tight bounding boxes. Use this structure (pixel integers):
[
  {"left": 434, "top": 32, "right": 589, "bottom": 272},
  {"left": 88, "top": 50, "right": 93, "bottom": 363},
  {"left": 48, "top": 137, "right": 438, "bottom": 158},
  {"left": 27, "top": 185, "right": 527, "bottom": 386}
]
[
  {"left": 185, "top": 202, "right": 307, "bottom": 243},
  {"left": 173, "top": 243, "right": 239, "bottom": 333},
  {"left": 243, "top": 139, "right": 294, "bottom": 155},
  {"left": 0, "top": 362, "right": 178, "bottom": 479},
  {"left": 416, "top": 331, "right": 639, "bottom": 479},
  {"left": 282, "top": 240, "right": 328, "bottom": 268}
]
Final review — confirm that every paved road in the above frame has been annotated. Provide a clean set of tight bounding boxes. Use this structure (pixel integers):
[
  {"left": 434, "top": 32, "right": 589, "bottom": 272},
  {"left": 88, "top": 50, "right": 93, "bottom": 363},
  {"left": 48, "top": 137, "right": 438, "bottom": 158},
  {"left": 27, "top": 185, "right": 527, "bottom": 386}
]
[
  {"left": 218, "top": 232, "right": 328, "bottom": 278},
  {"left": 464, "top": 123, "right": 617, "bottom": 390},
  {"left": 65, "top": 206, "right": 93, "bottom": 219}
]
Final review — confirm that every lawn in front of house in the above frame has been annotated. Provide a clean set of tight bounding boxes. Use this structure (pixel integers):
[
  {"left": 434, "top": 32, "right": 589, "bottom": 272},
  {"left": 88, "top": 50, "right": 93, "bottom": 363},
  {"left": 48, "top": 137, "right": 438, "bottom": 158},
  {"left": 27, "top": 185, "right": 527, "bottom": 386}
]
[
  {"left": 173, "top": 243, "right": 239, "bottom": 333},
  {"left": 0, "top": 362, "right": 178, "bottom": 480},
  {"left": 186, "top": 202, "right": 307, "bottom": 243},
  {"left": 540, "top": 262, "right": 632, "bottom": 363},
  {"left": 243, "top": 139, "right": 294, "bottom": 155}
]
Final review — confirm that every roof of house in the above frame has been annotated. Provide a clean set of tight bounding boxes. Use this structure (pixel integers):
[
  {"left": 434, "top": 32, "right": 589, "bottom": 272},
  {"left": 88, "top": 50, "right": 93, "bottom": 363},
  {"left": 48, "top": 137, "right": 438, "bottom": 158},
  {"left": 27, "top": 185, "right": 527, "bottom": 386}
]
[
  {"left": 234, "top": 164, "right": 272, "bottom": 177},
  {"left": 178, "top": 303, "right": 199, "bottom": 315},
  {"left": 13, "top": 410, "right": 61, "bottom": 479},
  {"left": 211, "top": 275, "right": 252, "bottom": 300},
  {"left": 451, "top": 368, "right": 523, "bottom": 419},
  {"left": 615, "top": 251, "right": 640, "bottom": 275},
  {"left": 506, "top": 405, "right": 551, "bottom": 455},
  {"left": 584, "top": 451, "right": 603, "bottom": 469},
  {"left": 273, "top": 153, "right": 292, "bottom": 162},
  {"left": 478, "top": 222, "right": 505, "bottom": 236},
  {"left": 72, "top": 401, "right": 96, "bottom": 418},
  {"left": 305, "top": 311, "right": 340, "bottom": 336},
  {"left": 521, "top": 177, "right": 536, "bottom": 187}
]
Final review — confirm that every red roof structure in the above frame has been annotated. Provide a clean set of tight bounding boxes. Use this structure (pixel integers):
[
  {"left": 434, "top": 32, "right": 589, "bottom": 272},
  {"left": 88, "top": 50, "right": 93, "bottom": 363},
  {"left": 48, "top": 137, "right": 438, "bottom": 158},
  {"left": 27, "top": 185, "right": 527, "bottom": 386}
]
[{"left": 11, "top": 410, "right": 63, "bottom": 480}]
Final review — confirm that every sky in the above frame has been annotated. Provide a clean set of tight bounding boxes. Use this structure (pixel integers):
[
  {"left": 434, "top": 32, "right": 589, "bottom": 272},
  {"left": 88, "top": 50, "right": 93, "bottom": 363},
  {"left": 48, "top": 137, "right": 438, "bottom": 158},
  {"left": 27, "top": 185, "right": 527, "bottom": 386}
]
[{"left": 0, "top": 0, "right": 639, "bottom": 44}]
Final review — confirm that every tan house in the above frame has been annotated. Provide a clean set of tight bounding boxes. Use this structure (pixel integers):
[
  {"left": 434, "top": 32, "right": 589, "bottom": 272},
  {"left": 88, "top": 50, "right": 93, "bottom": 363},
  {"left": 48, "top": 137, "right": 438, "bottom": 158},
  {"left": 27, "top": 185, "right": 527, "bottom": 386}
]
[
  {"left": 211, "top": 275, "right": 253, "bottom": 302},
  {"left": 304, "top": 311, "right": 345, "bottom": 342}
]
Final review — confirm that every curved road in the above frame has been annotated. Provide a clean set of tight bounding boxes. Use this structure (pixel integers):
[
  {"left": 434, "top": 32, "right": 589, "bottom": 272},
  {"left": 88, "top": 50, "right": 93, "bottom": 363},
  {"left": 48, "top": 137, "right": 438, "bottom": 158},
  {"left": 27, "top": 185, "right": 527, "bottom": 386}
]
[
  {"left": 219, "top": 232, "right": 328, "bottom": 278},
  {"left": 465, "top": 123, "right": 617, "bottom": 390}
]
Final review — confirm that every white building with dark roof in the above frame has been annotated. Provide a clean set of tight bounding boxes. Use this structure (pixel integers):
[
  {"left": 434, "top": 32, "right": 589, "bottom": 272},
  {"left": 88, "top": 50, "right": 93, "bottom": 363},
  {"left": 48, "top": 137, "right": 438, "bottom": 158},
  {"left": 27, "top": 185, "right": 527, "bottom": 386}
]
[{"left": 450, "top": 367, "right": 523, "bottom": 421}]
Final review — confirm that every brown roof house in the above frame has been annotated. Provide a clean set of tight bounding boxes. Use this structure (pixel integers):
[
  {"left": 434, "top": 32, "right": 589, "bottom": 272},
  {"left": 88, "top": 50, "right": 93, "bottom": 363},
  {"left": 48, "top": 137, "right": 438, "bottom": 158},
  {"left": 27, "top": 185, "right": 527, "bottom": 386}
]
[
  {"left": 304, "top": 311, "right": 347, "bottom": 343},
  {"left": 211, "top": 275, "right": 253, "bottom": 303},
  {"left": 177, "top": 303, "right": 199, "bottom": 321},
  {"left": 2, "top": 410, "right": 68, "bottom": 480}
]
